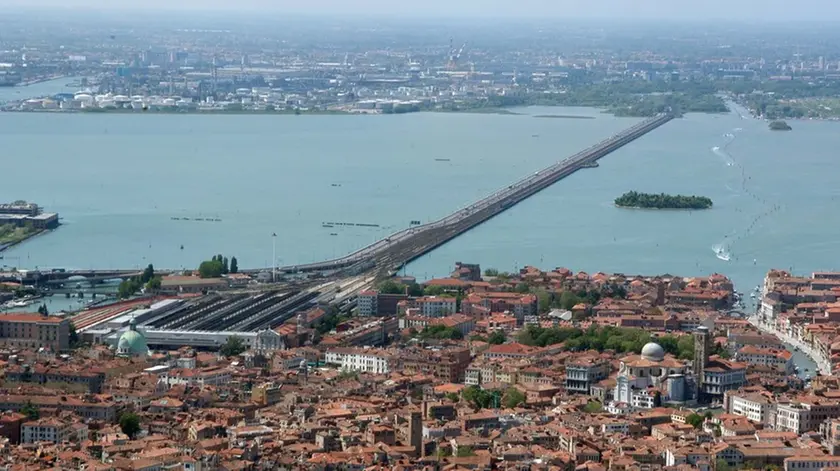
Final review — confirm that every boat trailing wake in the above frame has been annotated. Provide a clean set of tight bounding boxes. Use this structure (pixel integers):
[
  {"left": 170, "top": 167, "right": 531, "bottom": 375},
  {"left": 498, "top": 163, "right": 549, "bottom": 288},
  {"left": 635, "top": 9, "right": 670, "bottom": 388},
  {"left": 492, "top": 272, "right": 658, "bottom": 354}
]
[
  {"left": 711, "top": 126, "right": 782, "bottom": 263},
  {"left": 712, "top": 243, "right": 731, "bottom": 262}
]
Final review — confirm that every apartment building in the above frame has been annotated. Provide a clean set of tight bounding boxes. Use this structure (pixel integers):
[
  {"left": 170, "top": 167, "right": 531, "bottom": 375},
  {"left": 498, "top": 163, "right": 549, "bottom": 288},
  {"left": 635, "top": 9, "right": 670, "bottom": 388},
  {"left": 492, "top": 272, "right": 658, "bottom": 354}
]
[
  {"left": 0, "top": 313, "right": 71, "bottom": 351},
  {"left": 736, "top": 346, "right": 794, "bottom": 374},
  {"left": 160, "top": 367, "right": 232, "bottom": 388},
  {"left": 324, "top": 347, "right": 392, "bottom": 374},
  {"left": 399, "top": 314, "right": 475, "bottom": 337},
  {"left": 357, "top": 290, "right": 378, "bottom": 317},
  {"left": 4, "top": 364, "right": 106, "bottom": 393},
  {"left": 398, "top": 296, "right": 457, "bottom": 318},
  {"left": 700, "top": 359, "right": 748, "bottom": 400},
  {"left": 0, "top": 395, "right": 117, "bottom": 421},
  {"left": 565, "top": 357, "right": 611, "bottom": 394},
  {"left": 22, "top": 417, "right": 85, "bottom": 444},
  {"left": 461, "top": 292, "right": 538, "bottom": 324},
  {"left": 784, "top": 455, "right": 840, "bottom": 471},
  {"left": 776, "top": 397, "right": 840, "bottom": 434},
  {"left": 398, "top": 347, "right": 471, "bottom": 383},
  {"left": 725, "top": 391, "right": 776, "bottom": 425}
]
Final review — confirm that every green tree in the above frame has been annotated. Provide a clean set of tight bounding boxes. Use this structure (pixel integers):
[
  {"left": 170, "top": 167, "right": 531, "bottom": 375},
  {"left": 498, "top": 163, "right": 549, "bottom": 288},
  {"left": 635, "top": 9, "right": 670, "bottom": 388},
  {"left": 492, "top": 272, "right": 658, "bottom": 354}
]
[
  {"left": 141, "top": 264, "right": 155, "bottom": 283},
  {"left": 502, "top": 388, "right": 526, "bottom": 408},
  {"left": 560, "top": 291, "right": 582, "bottom": 310},
  {"left": 378, "top": 280, "right": 404, "bottom": 295},
  {"left": 222, "top": 256, "right": 230, "bottom": 275},
  {"left": 462, "top": 386, "right": 496, "bottom": 410},
  {"left": 424, "top": 285, "right": 447, "bottom": 296},
  {"left": 686, "top": 413, "right": 705, "bottom": 429},
  {"left": 21, "top": 401, "right": 39, "bottom": 420},
  {"left": 487, "top": 330, "right": 507, "bottom": 345},
  {"left": 229, "top": 256, "right": 238, "bottom": 274},
  {"left": 418, "top": 325, "right": 463, "bottom": 340},
  {"left": 117, "top": 277, "right": 144, "bottom": 299},
  {"left": 220, "top": 336, "right": 246, "bottom": 357},
  {"left": 37, "top": 303, "right": 48, "bottom": 315},
  {"left": 69, "top": 322, "right": 79, "bottom": 348},
  {"left": 145, "top": 276, "right": 162, "bottom": 292},
  {"left": 445, "top": 392, "right": 460, "bottom": 403},
  {"left": 407, "top": 283, "right": 424, "bottom": 297},
  {"left": 515, "top": 283, "right": 530, "bottom": 294},
  {"left": 484, "top": 268, "right": 499, "bottom": 277},
  {"left": 716, "top": 459, "right": 732, "bottom": 471},
  {"left": 119, "top": 412, "right": 141, "bottom": 439},
  {"left": 583, "top": 401, "right": 603, "bottom": 413},
  {"left": 456, "top": 446, "right": 476, "bottom": 457},
  {"left": 199, "top": 259, "right": 224, "bottom": 278},
  {"left": 535, "top": 289, "right": 552, "bottom": 313}
]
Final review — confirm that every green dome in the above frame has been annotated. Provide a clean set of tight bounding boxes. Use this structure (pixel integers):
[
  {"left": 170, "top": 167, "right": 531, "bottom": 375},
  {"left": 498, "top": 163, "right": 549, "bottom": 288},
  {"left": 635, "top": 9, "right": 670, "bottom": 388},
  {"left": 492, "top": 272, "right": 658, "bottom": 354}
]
[{"left": 117, "top": 318, "right": 148, "bottom": 357}]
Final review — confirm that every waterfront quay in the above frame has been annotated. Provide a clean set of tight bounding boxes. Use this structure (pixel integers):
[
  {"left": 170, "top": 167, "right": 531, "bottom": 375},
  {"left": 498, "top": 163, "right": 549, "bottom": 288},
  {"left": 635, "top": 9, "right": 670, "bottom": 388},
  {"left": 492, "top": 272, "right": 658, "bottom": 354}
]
[
  {"left": 281, "top": 113, "right": 674, "bottom": 278},
  {"left": 750, "top": 269, "right": 840, "bottom": 376},
  {"left": 0, "top": 201, "right": 58, "bottom": 253}
]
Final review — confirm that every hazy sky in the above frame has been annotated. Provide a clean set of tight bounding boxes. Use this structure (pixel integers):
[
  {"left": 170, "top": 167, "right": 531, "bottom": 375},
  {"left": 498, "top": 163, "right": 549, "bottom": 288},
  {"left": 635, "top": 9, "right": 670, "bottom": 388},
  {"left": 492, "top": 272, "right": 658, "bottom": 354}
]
[{"left": 1, "top": 0, "right": 837, "bottom": 21}]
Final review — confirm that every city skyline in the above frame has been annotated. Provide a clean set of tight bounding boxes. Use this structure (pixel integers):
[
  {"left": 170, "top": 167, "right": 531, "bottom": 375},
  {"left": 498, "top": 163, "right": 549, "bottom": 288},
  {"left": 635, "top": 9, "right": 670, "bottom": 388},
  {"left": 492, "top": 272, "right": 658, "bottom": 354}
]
[{"left": 2, "top": 0, "right": 839, "bottom": 21}]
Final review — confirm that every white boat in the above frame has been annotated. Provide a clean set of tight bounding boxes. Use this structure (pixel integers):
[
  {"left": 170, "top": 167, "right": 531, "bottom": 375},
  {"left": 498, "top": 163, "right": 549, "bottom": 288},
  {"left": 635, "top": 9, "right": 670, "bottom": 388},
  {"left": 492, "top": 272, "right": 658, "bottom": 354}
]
[{"left": 11, "top": 301, "right": 29, "bottom": 307}]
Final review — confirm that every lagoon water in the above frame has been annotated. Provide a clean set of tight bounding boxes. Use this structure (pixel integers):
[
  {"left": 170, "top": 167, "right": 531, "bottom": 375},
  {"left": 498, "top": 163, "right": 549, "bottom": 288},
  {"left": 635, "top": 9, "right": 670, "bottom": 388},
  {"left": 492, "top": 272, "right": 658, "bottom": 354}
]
[{"left": 3, "top": 78, "right": 840, "bottom": 307}]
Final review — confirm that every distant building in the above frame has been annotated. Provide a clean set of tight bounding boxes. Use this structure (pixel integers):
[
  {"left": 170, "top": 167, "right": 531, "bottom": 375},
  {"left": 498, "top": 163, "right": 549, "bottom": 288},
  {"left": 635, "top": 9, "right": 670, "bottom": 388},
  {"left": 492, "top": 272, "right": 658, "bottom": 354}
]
[
  {"left": 398, "top": 296, "right": 457, "bottom": 318},
  {"left": 116, "top": 318, "right": 149, "bottom": 358},
  {"left": 324, "top": 347, "right": 392, "bottom": 374},
  {"left": 0, "top": 313, "right": 71, "bottom": 351},
  {"left": 611, "top": 342, "right": 690, "bottom": 412},
  {"left": 452, "top": 262, "right": 482, "bottom": 282},
  {"left": 735, "top": 346, "right": 794, "bottom": 374},
  {"left": 22, "top": 417, "right": 86, "bottom": 444},
  {"left": 251, "top": 383, "right": 283, "bottom": 406},
  {"left": 159, "top": 276, "right": 227, "bottom": 294},
  {"left": 357, "top": 290, "right": 378, "bottom": 316},
  {"left": 565, "top": 356, "right": 610, "bottom": 395}
]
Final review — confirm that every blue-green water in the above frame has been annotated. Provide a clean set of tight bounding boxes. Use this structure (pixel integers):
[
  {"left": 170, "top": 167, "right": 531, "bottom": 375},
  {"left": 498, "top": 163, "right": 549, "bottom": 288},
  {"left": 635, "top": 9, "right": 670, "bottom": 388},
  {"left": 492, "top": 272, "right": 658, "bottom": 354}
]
[
  {"left": 3, "top": 79, "right": 840, "bottom": 305},
  {"left": 1, "top": 99, "right": 637, "bottom": 272},
  {"left": 0, "top": 77, "right": 80, "bottom": 104}
]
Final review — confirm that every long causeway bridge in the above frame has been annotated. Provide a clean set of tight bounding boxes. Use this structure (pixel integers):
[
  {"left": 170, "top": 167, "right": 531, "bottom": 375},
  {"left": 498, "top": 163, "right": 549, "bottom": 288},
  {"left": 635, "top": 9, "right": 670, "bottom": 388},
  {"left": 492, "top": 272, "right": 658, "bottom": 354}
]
[{"left": 280, "top": 112, "right": 675, "bottom": 277}]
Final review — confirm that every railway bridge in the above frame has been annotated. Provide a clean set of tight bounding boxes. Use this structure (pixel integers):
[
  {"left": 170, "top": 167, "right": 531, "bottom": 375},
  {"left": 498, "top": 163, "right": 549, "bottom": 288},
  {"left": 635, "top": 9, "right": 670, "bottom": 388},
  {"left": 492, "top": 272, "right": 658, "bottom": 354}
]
[{"left": 280, "top": 112, "right": 675, "bottom": 277}]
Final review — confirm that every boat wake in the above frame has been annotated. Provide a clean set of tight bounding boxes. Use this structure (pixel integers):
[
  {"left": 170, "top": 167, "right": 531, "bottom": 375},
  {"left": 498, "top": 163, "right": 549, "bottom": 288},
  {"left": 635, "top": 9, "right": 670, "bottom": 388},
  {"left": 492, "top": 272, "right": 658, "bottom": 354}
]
[
  {"left": 711, "top": 145, "right": 736, "bottom": 166},
  {"left": 712, "top": 244, "right": 732, "bottom": 262}
]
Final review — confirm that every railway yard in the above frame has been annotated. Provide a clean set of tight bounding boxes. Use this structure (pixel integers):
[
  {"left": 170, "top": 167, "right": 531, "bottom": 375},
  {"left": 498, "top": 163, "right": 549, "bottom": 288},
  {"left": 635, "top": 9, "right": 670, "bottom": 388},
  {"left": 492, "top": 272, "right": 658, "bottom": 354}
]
[{"left": 71, "top": 275, "right": 374, "bottom": 350}]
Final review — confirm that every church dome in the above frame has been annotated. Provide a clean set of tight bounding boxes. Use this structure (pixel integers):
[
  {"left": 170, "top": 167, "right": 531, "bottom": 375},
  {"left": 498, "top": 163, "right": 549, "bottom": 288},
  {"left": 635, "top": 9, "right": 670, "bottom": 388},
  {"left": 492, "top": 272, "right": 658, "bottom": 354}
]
[
  {"left": 117, "top": 318, "right": 148, "bottom": 357},
  {"left": 641, "top": 342, "right": 665, "bottom": 361}
]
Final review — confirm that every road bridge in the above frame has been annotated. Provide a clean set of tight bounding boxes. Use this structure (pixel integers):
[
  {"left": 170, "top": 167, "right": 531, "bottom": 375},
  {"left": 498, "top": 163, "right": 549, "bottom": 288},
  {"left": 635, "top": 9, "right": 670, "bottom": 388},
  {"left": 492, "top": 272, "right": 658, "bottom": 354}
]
[{"left": 280, "top": 113, "right": 674, "bottom": 276}]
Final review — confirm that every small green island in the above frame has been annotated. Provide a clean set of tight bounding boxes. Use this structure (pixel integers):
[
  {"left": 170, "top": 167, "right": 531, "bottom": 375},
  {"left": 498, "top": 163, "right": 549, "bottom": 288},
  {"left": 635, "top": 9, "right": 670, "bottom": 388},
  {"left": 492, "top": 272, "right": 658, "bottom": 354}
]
[
  {"left": 615, "top": 191, "right": 713, "bottom": 210},
  {"left": 769, "top": 120, "right": 792, "bottom": 131}
]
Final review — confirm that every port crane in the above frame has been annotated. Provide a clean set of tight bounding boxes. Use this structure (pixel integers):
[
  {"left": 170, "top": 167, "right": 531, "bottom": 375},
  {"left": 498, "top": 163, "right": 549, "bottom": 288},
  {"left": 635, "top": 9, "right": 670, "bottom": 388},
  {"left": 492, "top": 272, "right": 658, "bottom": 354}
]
[{"left": 447, "top": 40, "right": 467, "bottom": 70}]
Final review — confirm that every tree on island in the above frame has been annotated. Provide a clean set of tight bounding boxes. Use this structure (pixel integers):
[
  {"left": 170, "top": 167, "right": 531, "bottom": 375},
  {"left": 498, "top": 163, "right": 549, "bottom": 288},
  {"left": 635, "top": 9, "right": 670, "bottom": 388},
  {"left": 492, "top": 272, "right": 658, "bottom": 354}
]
[
  {"left": 769, "top": 120, "right": 792, "bottom": 131},
  {"left": 615, "top": 191, "right": 713, "bottom": 210}
]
